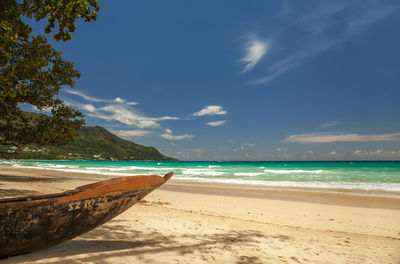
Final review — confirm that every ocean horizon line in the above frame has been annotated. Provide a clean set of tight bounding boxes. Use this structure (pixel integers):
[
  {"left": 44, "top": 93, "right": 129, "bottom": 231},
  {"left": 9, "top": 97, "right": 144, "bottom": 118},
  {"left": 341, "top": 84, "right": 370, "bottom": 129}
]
[{"left": 2, "top": 159, "right": 400, "bottom": 163}]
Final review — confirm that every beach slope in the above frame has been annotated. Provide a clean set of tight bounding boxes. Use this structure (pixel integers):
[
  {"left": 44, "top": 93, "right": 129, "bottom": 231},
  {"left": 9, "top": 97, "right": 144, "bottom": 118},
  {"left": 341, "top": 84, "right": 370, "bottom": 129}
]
[{"left": 0, "top": 167, "right": 399, "bottom": 264}]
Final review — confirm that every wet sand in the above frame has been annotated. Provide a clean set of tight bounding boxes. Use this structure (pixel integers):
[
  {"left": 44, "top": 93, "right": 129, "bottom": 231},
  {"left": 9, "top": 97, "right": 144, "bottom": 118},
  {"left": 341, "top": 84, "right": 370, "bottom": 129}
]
[{"left": 1, "top": 167, "right": 400, "bottom": 263}]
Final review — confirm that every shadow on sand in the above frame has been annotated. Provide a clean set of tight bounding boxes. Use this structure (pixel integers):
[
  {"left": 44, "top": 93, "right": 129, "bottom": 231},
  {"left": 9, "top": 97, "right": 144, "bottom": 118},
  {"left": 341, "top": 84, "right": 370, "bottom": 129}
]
[
  {"left": 0, "top": 175, "right": 65, "bottom": 198},
  {"left": 0, "top": 175, "right": 62, "bottom": 183},
  {"left": 0, "top": 188, "right": 40, "bottom": 198},
  {"left": 1, "top": 221, "right": 268, "bottom": 264}
]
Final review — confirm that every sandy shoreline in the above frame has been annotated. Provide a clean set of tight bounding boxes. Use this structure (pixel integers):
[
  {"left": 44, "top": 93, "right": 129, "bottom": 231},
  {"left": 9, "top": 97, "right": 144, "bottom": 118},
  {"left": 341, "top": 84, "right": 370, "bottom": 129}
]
[{"left": 1, "top": 167, "right": 400, "bottom": 263}]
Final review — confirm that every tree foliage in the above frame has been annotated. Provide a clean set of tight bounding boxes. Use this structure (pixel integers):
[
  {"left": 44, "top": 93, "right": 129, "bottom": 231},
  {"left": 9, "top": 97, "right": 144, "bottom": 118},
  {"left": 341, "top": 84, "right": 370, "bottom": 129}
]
[{"left": 0, "top": 0, "right": 99, "bottom": 155}]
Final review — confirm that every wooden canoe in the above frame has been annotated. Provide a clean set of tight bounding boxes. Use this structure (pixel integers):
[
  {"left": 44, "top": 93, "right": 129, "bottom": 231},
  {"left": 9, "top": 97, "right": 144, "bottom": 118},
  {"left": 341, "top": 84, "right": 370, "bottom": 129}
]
[{"left": 0, "top": 172, "right": 173, "bottom": 258}]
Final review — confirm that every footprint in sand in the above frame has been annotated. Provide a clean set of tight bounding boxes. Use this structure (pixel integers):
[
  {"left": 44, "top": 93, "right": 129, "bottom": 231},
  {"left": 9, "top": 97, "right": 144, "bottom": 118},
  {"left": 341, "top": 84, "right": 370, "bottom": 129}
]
[{"left": 290, "top": 256, "right": 301, "bottom": 263}]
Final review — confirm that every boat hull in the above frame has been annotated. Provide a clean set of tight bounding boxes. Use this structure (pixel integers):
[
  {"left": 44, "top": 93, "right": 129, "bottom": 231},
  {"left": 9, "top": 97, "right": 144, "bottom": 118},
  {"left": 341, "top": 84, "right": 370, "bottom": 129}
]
[{"left": 0, "top": 173, "right": 173, "bottom": 258}]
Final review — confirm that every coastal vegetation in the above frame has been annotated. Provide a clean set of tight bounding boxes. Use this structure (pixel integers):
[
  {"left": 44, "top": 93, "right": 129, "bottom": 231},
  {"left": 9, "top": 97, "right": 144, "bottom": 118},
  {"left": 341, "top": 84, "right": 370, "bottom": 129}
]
[
  {"left": 0, "top": 124, "right": 176, "bottom": 161},
  {"left": 0, "top": 1, "right": 99, "bottom": 156}
]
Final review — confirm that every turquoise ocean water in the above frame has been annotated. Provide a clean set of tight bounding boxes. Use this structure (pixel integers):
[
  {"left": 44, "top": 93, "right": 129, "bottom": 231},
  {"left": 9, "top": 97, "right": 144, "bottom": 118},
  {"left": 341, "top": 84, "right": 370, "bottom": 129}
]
[{"left": 2, "top": 160, "right": 400, "bottom": 193}]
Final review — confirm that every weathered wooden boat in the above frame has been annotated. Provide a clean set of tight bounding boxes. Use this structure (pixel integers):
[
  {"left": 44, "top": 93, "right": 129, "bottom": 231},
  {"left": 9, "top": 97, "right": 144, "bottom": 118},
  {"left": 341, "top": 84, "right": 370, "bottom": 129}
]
[{"left": 0, "top": 172, "right": 173, "bottom": 258}]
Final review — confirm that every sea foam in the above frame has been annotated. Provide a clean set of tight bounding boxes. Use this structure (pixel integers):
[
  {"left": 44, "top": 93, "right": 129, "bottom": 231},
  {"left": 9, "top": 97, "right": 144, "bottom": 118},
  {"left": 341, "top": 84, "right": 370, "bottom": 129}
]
[
  {"left": 234, "top": 172, "right": 264, "bottom": 177},
  {"left": 264, "top": 169, "right": 323, "bottom": 174},
  {"left": 3, "top": 160, "right": 400, "bottom": 193},
  {"left": 175, "top": 177, "right": 400, "bottom": 192},
  {"left": 182, "top": 169, "right": 225, "bottom": 176}
]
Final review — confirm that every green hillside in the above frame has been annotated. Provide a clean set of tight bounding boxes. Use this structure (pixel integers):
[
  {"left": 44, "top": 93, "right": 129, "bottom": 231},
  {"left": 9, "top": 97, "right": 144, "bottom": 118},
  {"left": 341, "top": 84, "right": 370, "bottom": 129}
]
[{"left": 2, "top": 126, "right": 176, "bottom": 161}]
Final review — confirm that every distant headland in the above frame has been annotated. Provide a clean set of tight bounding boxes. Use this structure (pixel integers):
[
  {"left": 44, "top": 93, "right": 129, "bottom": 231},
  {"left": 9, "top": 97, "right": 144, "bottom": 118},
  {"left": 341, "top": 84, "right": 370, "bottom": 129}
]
[{"left": 1, "top": 126, "right": 176, "bottom": 161}]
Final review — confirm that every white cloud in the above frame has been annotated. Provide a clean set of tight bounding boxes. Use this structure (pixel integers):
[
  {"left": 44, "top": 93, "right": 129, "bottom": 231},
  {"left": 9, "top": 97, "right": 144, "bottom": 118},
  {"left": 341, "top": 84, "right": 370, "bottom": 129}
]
[
  {"left": 193, "top": 105, "right": 227, "bottom": 116},
  {"left": 329, "top": 151, "right": 340, "bottom": 157},
  {"left": 114, "top": 97, "right": 139, "bottom": 105},
  {"left": 243, "top": 143, "right": 256, "bottom": 147},
  {"left": 92, "top": 105, "right": 158, "bottom": 128},
  {"left": 64, "top": 91, "right": 180, "bottom": 129},
  {"left": 82, "top": 104, "right": 96, "bottom": 112},
  {"left": 113, "top": 130, "right": 153, "bottom": 138},
  {"left": 285, "top": 132, "right": 400, "bottom": 143},
  {"left": 157, "top": 116, "right": 179, "bottom": 121},
  {"left": 160, "top": 129, "right": 195, "bottom": 141},
  {"left": 161, "top": 133, "right": 195, "bottom": 141},
  {"left": 206, "top": 120, "right": 226, "bottom": 127},
  {"left": 375, "top": 149, "right": 383, "bottom": 155},
  {"left": 241, "top": 35, "right": 268, "bottom": 73},
  {"left": 73, "top": 103, "right": 179, "bottom": 129}
]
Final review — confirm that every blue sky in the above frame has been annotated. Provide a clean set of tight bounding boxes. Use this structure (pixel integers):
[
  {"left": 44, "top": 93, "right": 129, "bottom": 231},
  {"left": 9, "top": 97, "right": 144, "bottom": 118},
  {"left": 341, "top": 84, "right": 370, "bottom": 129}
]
[{"left": 31, "top": 0, "right": 400, "bottom": 161}]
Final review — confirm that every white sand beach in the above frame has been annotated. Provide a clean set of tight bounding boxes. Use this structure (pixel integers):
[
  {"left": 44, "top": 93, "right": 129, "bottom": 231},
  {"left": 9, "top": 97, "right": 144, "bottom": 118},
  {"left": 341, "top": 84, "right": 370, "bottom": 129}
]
[{"left": 1, "top": 167, "right": 400, "bottom": 263}]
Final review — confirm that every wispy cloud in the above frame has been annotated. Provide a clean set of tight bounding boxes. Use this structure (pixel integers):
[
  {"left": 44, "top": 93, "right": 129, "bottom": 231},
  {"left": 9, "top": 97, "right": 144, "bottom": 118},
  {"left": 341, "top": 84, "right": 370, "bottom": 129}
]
[
  {"left": 353, "top": 149, "right": 400, "bottom": 159},
  {"left": 114, "top": 97, "right": 139, "bottom": 105},
  {"left": 112, "top": 130, "right": 153, "bottom": 138},
  {"left": 85, "top": 105, "right": 178, "bottom": 128},
  {"left": 346, "top": 3, "right": 400, "bottom": 35},
  {"left": 276, "top": 0, "right": 293, "bottom": 17},
  {"left": 65, "top": 90, "right": 105, "bottom": 102},
  {"left": 240, "top": 35, "right": 268, "bottom": 73},
  {"left": 251, "top": 37, "right": 342, "bottom": 85},
  {"left": 160, "top": 129, "right": 195, "bottom": 141},
  {"left": 206, "top": 120, "right": 226, "bottom": 127},
  {"left": 193, "top": 105, "right": 227, "bottom": 116},
  {"left": 251, "top": 1, "right": 400, "bottom": 85},
  {"left": 285, "top": 132, "right": 400, "bottom": 143},
  {"left": 161, "top": 133, "right": 195, "bottom": 141},
  {"left": 243, "top": 143, "right": 256, "bottom": 147},
  {"left": 64, "top": 92, "right": 179, "bottom": 129},
  {"left": 65, "top": 90, "right": 139, "bottom": 105},
  {"left": 317, "top": 121, "right": 340, "bottom": 130}
]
